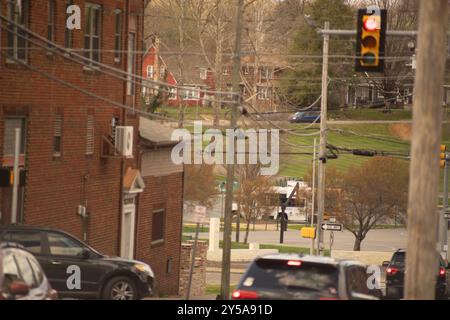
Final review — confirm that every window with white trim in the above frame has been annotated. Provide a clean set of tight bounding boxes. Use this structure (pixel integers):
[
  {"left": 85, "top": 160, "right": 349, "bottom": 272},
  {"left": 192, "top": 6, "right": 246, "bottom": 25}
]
[
  {"left": 47, "top": 0, "right": 56, "bottom": 46},
  {"left": 147, "top": 65, "right": 154, "bottom": 79},
  {"left": 7, "top": 0, "right": 29, "bottom": 61},
  {"left": 182, "top": 87, "right": 200, "bottom": 100},
  {"left": 86, "top": 114, "right": 95, "bottom": 155},
  {"left": 199, "top": 68, "right": 207, "bottom": 80},
  {"left": 257, "top": 86, "right": 269, "bottom": 100},
  {"left": 53, "top": 113, "right": 63, "bottom": 157},
  {"left": 168, "top": 87, "right": 177, "bottom": 100},
  {"left": 114, "top": 9, "right": 122, "bottom": 63},
  {"left": 84, "top": 3, "right": 101, "bottom": 64}
]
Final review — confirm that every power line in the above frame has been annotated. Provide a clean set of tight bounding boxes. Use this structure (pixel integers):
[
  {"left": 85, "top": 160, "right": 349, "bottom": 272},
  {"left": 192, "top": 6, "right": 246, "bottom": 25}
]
[{"left": 0, "top": 15, "right": 238, "bottom": 99}]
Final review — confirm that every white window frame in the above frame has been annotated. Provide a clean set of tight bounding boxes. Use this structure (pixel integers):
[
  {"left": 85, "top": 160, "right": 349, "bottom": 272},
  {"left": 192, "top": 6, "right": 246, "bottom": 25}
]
[
  {"left": 257, "top": 86, "right": 269, "bottom": 101},
  {"left": 84, "top": 3, "right": 102, "bottom": 65},
  {"left": 168, "top": 87, "right": 177, "bottom": 100},
  {"left": 114, "top": 9, "right": 122, "bottom": 63},
  {"left": 147, "top": 65, "right": 154, "bottom": 79},
  {"left": 183, "top": 87, "right": 200, "bottom": 100},
  {"left": 7, "top": 0, "right": 29, "bottom": 62},
  {"left": 199, "top": 68, "right": 207, "bottom": 80}
]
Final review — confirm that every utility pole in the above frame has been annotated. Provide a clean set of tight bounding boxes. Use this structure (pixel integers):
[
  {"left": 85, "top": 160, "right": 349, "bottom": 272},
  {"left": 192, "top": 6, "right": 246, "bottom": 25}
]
[
  {"left": 405, "top": 0, "right": 449, "bottom": 300},
  {"left": 440, "top": 158, "right": 449, "bottom": 262},
  {"left": 220, "top": 0, "right": 244, "bottom": 301},
  {"left": 311, "top": 138, "right": 317, "bottom": 255},
  {"left": 11, "top": 128, "right": 21, "bottom": 224},
  {"left": 316, "top": 21, "right": 329, "bottom": 256}
]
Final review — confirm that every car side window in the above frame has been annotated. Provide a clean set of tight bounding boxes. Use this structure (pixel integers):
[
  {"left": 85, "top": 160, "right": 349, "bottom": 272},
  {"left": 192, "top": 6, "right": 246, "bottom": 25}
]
[
  {"left": 1, "top": 251, "right": 23, "bottom": 292},
  {"left": 47, "top": 232, "right": 84, "bottom": 257},
  {"left": 4, "top": 231, "right": 42, "bottom": 254},
  {"left": 355, "top": 267, "right": 369, "bottom": 294},
  {"left": 24, "top": 253, "right": 44, "bottom": 287},
  {"left": 346, "top": 266, "right": 368, "bottom": 295},
  {"left": 13, "top": 252, "right": 37, "bottom": 289}
]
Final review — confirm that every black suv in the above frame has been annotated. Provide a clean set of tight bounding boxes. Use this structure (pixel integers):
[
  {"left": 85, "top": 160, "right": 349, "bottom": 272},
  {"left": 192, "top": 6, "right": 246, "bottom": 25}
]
[
  {"left": 383, "top": 249, "right": 450, "bottom": 300},
  {"left": 0, "top": 225, "right": 154, "bottom": 300},
  {"left": 232, "top": 254, "right": 381, "bottom": 300}
]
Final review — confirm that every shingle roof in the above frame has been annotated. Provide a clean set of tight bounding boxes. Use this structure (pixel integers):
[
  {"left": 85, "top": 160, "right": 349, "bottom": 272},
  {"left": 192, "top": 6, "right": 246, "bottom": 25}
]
[{"left": 139, "top": 116, "right": 178, "bottom": 146}]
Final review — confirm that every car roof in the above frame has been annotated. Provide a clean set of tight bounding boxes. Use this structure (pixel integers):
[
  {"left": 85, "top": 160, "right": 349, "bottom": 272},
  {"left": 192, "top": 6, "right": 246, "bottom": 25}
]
[
  {"left": 0, "top": 224, "right": 62, "bottom": 233},
  {"left": 257, "top": 254, "right": 365, "bottom": 267}
]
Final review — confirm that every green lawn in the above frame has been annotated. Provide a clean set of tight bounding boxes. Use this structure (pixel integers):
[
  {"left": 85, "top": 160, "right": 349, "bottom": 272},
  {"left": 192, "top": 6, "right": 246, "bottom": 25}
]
[
  {"left": 155, "top": 105, "right": 229, "bottom": 121},
  {"left": 206, "top": 285, "right": 237, "bottom": 296},
  {"left": 280, "top": 123, "right": 411, "bottom": 178},
  {"left": 329, "top": 108, "right": 412, "bottom": 121}
]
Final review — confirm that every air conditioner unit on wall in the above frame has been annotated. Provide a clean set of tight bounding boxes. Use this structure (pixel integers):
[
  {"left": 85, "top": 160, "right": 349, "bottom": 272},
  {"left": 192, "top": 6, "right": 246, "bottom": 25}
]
[{"left": 115, "top": 126, "right": 134, "bottom": 158}]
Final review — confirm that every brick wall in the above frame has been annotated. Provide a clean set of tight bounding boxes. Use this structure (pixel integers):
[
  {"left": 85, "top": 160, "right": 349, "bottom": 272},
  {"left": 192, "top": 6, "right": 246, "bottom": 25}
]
[
  {"left": 0, "top": 0, "right": 143, "bottom": 256},
  {"left": 135, "top": 172, "right": 184, "bottom": 296},
  {"left": 179, "top": 240, "right": 207, "bottom": 298}
]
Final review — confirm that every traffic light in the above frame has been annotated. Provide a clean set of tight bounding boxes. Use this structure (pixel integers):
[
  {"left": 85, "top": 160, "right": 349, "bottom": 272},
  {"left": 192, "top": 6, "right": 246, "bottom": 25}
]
[
  {"left": 440, "top": 145, "right": 447, "bottom": 168},
  {"left": 0, "top": 168, "right": 26, "bottom": 187},
  {"left": 355, "top": 8, "right": 387, "bottom": 72}
]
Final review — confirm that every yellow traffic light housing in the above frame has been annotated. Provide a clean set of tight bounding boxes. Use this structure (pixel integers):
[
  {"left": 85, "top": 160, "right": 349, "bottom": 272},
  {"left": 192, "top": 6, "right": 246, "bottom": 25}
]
[
  {"left": 355, "top": 8, "right": 387, "bottom": 72},
  {"left": 441, "top": 145, "right": 447, "bottom": 168}
]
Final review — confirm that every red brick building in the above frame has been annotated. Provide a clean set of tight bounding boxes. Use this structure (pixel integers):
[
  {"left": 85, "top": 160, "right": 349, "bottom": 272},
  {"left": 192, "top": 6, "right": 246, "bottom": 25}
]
[
  {"left": 0, "top": 0, "right": 183, "bottom": 295},
  {"left": 141, "top": 38, "right": 216, "bottom": 108}
]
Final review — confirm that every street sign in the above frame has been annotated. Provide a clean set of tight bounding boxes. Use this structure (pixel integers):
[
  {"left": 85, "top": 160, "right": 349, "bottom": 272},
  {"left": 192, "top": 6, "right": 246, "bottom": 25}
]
[
  {"left": 193, "top": 205, "right": 208, "bottom": 224},
  {"left": 321, "top": 222, "right": 343, "bottom": 232},
  {"left": 444, "top": 212, "right": 450, "bottom": 220}
]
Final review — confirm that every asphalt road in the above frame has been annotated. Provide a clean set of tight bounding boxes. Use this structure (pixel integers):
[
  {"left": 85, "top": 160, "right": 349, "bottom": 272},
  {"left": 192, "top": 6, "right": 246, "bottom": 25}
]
[{"left": 195, "top": 228, "right": 414, "bottom": 252}]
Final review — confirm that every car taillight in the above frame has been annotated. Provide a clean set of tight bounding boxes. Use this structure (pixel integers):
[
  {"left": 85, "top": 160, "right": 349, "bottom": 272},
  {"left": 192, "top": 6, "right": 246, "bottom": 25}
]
[
  {"left": 386, "top": 267, "right": 398, "bottom": 275},
  {"left": 47, "top": 288, "right": 59, "bottom": 300},
  {"left": 232, "top": 290, "right": 259, "bottom": 300},
  {"left": 287, "top": 260, "right": 302, "bottom": 267},
  {"left": 439, "top": 268, "right": 446, "bottom": 277}
]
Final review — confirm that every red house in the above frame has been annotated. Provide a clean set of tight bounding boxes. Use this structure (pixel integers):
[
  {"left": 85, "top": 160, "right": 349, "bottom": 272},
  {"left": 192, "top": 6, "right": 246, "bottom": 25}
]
[{"left": 142, "top": 38, "right": 215, "bottom": 108}]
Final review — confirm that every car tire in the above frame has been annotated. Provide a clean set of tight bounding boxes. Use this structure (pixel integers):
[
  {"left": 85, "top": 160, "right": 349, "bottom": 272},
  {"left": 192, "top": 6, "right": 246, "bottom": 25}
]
[
  {"left": 102, "top": 276, "right": 139, "bottom": 300},
  {"left": 385, "top": 287, "right": 399, "bottom": 300}
]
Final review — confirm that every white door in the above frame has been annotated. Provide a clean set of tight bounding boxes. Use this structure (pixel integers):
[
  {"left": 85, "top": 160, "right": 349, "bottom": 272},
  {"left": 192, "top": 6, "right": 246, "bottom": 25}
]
[{"left": 120, "top": 204, "right": 135, "bottom": 260}]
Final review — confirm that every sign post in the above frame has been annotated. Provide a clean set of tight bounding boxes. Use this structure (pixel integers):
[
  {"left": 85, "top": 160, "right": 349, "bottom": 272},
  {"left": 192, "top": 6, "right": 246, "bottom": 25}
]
[{"left": 186, "top": 205, "right": 207, "bottom": 300}]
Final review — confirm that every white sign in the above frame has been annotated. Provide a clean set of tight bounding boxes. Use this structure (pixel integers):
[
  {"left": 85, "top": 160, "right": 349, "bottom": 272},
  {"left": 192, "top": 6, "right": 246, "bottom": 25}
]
[
  {"left": 193, "top": 205, "right": 208, "bottom": 224},
  {"left": 321, "top": 223, "right": 343, "bottom": 232}
]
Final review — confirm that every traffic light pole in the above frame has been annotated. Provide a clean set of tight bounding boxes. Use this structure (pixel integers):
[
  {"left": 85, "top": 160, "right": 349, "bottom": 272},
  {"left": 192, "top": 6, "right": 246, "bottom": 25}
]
[
  {"left": 440, "top": 158, "right": 449, "bottom": 262},
  {"left": 11, "top": 128, "right": 21, "bottom": 224},
  {"left": 316, "top": 22, "right": 329, "bottom": 256}
]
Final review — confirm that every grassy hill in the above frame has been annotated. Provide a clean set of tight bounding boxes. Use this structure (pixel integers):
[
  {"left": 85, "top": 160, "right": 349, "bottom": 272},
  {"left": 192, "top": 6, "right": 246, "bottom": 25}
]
[{"left": 280, "top": 122, "right": 450, "bottom": 179}]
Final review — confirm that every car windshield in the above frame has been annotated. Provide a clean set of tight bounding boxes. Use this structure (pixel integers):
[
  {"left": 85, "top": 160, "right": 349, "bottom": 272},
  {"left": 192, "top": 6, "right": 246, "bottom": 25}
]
[
  {"left": 391, "top": 252, "right": 405, "bottom": 267},
  {"left": 242, "top": 259, "right": 338, "bottom": 293},
  {"left": 391, "top": 252, "right": 445, "bottom": 268}
]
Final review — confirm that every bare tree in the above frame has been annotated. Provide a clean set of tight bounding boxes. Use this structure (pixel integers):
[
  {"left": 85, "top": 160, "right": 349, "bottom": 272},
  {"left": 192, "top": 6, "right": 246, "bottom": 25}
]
[
  {"left": 235, "top": 164, "right": 275, "bottom": 243},
  {"left": 329, "top": 157, "right": 409, "bottom": 251},
  {"left": 184, "top": 164, "right": 218, "bottom": 207}
]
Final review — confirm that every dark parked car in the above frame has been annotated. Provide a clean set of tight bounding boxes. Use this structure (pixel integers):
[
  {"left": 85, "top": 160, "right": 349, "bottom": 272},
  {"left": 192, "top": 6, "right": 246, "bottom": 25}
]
[
  {"left": 0, "top": 243, "right": 58, "bottom": 300},
  {"left": 289, "top": 111, "right": 321, "bottom": 123},
  {"left": 0, "top": 225, "right": 154, "bottom": 300},
  {"left": 383, "top": 249, "right": 450, "bottom": 300},
  {"left": 232, "top": 254, "right": 380, "bottom": 300}
]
